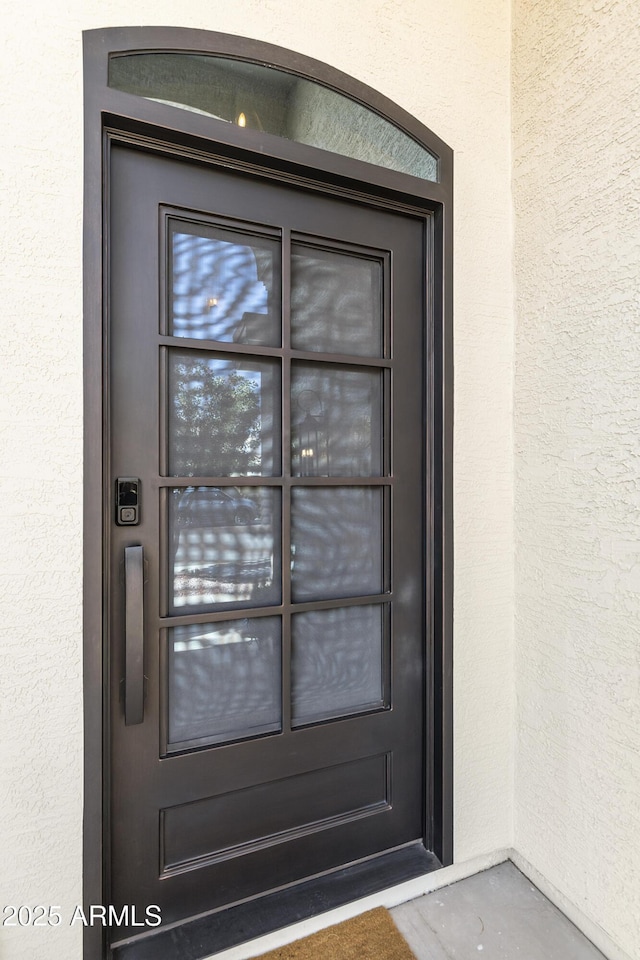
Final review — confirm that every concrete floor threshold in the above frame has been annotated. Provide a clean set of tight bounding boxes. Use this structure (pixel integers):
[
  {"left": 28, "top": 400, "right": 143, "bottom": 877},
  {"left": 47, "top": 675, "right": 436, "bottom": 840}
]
[{"left": 391, "top": 861, "right": 607, "bottom": 960}]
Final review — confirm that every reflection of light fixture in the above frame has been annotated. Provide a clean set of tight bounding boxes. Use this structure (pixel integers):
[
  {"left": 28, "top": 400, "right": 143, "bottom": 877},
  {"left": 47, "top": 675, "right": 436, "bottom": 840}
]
[
  {"left": 205, "top": 297, "right": 218, "bottom": 311},
  {"left": 235, "top": 109, "right": 264, "bottom": 131},
  {"left": 300, "top": 414, "right": 319, "bottom": 476},
  {"left": 297, "top": 389, "right": 326, "bottom": 476}
]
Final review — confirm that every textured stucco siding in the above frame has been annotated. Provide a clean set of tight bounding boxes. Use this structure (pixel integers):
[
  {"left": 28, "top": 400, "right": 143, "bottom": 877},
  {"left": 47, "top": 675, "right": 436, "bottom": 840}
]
[
  {"left": 0, "top": 1, "right": 514, "bottom": 958},
  {"left": 513, "top": 1, "right": 640, "bottom": 956}
]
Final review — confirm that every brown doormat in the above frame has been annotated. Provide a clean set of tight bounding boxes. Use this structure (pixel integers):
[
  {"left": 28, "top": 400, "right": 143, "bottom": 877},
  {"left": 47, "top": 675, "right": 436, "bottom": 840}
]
[{"left": 253, "top": 907, "right": 417, "bottom": 960}]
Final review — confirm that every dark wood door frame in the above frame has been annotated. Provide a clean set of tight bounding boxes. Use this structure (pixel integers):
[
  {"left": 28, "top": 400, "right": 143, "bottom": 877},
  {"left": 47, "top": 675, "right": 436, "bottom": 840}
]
[{"left": 83, "top": 26, "right": 453, "bottom": 960}]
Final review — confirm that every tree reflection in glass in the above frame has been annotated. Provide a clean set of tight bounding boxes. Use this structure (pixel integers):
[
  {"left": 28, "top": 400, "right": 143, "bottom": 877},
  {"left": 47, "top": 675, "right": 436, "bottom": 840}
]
[{"left": 168, "top": 351, "right": 280, "bottom": 477}]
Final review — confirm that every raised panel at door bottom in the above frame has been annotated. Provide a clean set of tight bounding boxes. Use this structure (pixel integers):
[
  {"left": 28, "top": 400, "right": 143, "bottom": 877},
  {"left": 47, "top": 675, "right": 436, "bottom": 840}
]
[{"left": 161, "top": 753, "right": 390, "bottom": 874}]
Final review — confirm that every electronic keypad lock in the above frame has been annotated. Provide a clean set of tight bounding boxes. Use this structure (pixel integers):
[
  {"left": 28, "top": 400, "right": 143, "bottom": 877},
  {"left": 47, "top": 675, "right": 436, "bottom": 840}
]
[{"left": 116, "top": 477, "right": 141, "bottom": 526}]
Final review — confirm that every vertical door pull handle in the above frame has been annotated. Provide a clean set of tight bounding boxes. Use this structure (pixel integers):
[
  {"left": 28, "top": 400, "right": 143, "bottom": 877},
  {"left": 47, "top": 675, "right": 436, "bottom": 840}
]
[{"left": 124, "top": 544, "right": 145, "bottom": 725}]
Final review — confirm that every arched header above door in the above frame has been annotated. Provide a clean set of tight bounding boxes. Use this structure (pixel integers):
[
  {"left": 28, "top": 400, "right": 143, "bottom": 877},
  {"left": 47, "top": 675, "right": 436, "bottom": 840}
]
[
  {"left": 85, "top": 27, "right": 452, "bottom": 202},
  {"left": 108, "top": 48, "right": 440, "bottom": 181}
]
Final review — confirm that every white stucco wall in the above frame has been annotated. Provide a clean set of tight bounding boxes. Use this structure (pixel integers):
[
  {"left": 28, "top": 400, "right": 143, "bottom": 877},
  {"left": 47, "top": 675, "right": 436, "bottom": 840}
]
[
  {"left": 0, "top": 1, "right": 514, "bottom": 958},
  {"left": 513, "top": 1, "right": 640, "bottom": 957}
]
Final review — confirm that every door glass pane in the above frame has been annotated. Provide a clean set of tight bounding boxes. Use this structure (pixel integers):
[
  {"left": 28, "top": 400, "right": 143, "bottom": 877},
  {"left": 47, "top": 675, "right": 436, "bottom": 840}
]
[
  {"left": 170, "top": 222, "right": 281, "bottom": 345},
  {"left": 169, "top": 486, "right": 281, "bottom": 612},
  {"left": 167, "top": 617, "right": 281, "bottom": 751},
  {"left": 291, "top": 245, "right": 383, "bottom": 357},
  {"left": 291, "top": 362, "right": 383, "bottom": 476},
  {"left": 291, "top": 487, "right": 384, "bottom": 602},
  {"left": 168, "top": 351, "right": 281, "bottom": 477},
  {"left": 291, "top": 605, "right": 385, "bottom": 726}
]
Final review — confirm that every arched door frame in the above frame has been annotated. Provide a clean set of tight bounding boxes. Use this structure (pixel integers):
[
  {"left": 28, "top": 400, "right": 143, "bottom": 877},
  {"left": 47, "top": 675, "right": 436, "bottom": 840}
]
[{"left": 83, "top": 26, "right": 452, "bottom": 959}]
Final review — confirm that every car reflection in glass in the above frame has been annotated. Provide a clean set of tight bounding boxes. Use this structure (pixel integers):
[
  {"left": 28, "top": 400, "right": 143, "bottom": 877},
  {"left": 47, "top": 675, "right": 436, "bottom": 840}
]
[
  {"left": 176, "top": 487, "right": 262, "bottom": 527},
  {"left": 171, "top": 486, "right": 277, "bottom": 608}
]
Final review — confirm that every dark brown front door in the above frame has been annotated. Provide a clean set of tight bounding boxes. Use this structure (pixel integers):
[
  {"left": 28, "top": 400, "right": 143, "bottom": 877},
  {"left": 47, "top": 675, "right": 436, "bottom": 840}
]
[{"left": 108, "top": 142, "right": 426, "bottom": 942}]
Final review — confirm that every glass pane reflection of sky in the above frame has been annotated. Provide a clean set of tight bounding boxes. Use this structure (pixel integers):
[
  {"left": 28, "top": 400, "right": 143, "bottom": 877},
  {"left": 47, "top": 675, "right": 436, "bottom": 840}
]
[{"left": 171, "top": 229, "right": 280, "bottom": 345}]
